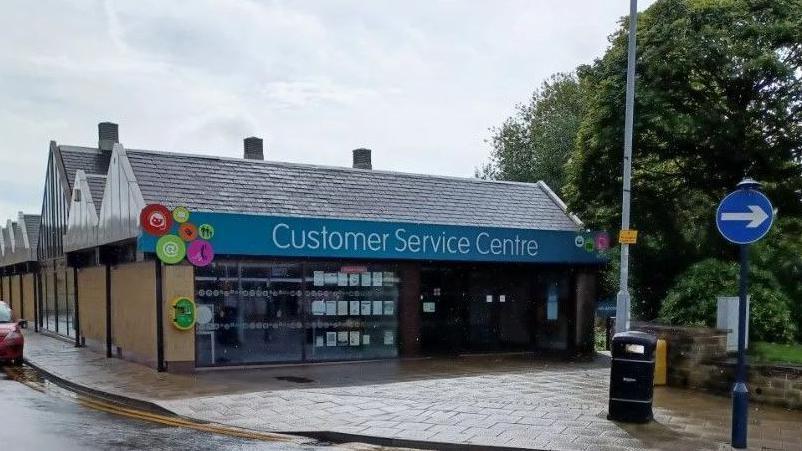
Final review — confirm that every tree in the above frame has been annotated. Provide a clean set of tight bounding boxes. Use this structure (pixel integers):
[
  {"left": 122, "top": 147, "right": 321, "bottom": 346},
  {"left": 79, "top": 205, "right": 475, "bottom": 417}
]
[
  {"left": 478, "top": 73, "right": 587, "bottom": 195},
  {"left": 658, "top": 258, "right": 796, "bottom": 343},
  {"left": 563, "top": 0, "right": 802, "bottom": 318}
]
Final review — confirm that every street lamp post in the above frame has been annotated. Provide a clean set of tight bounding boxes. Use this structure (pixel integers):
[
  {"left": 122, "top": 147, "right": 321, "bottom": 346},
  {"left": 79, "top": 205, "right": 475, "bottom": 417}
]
[{"left": 616, "top": 0, "right": 638, "bottom": 333}]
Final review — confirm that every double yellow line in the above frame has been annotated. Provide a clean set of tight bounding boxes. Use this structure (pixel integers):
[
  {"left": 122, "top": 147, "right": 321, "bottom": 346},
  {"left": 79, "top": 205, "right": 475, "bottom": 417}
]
[
  {"left": 3, "top": 366, "right": 297, "bottom": 444},
  {"left": 77, "top": 397, "right": 297, "bottom": 443}
]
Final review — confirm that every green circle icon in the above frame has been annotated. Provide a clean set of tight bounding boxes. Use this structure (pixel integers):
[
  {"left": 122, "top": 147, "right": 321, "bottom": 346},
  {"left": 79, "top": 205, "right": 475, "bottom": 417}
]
[
  {"left": 173, "top": 206, "right": 190, "bottom": 223},
  {"left": 172, "top": 297, "right": 196, "bottom": 330},
  {"left": 198, "top": 223, "right": 215, "bottom": 240},
  {"left": 584, "top": 239, "right": 595, "bottom": 253},
  {"left": 156, "top": 235, "right": 186, "bottom": 264}
]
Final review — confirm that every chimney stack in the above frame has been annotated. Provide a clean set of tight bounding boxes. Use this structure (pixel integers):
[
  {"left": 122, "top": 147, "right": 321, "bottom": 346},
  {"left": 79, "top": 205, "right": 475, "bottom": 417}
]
[
  {"left": 244, "top": 137, "right": 264, "bottom": 160},
  {"left": 98, "top": 122, "right": 119, "bottom": 151},
  {"left": 352, "top": 148, "right": 372, "bottom": 170}
]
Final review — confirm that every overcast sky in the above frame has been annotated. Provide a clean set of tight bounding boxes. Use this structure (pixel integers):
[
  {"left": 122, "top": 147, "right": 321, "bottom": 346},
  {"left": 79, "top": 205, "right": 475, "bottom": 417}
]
[{"left": 0, "top": 0, "right": 656, "bottom": 221}]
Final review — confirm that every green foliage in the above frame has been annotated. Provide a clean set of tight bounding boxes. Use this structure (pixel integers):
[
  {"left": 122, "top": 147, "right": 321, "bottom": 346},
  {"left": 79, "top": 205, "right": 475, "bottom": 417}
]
[
  {"left": 753, "top": 218, "right": 802, "bottom": 340},
  {"left": 751, "top": 342, "right": 802, "bottom": 366},
  {"left": 659, "top": 259, "right": 796, "bottom": 343},
  {"left": 562, "top": 0, "right": 802, "bottom": 318},
  {"left": 478, "top": 73, "right": 587, "bottom": 195}
]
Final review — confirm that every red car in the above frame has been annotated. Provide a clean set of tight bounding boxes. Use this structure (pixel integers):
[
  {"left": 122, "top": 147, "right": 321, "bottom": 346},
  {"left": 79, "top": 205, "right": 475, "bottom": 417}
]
[{"left": 0, "top": 301, "right": 26, "bottom": 365}]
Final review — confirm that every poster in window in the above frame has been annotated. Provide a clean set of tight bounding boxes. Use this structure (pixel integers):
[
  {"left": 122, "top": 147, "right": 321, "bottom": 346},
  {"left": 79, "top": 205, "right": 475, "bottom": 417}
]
[
  {"left": 362, "top": 334, "right": 371, "bottom": 345},
  {"left": 547, "top": 283, "right": 559, "bottom": 320},
  {"left": 337, "top": 301, "right": 348, "bottom": 316},
  {"left": 337, "top": 331, "right": 349, "bottom": 344},
  {"left": 325, "top": 300, "right": 337, "bottom": 316},
  {"left": 423, "top": 302, "right": 436, "bottom": 313},
  {"left": 337, "top": 272, "right": 348, "bottom": 286},
  {"left": 360, "top": 273, "right": 371, "bottom": 287},
  {"left": 384, "top": 331, "right": 394, "bottom": 345},
  {"left": 313, "top": 271, "right": 325, "bottom": 287},
  {"left": 372, "top": 301, "right": 383, "bottom": 315},
  {"left": 315, "top": 335, "right": 325, "bottom": 347},
  {"left": 326, "top": 332, "right": 337, "bottom": 347},
  {"left": 372, "top": 272, "right": 383, "bottom": 286},
  {"left": 349, "top": 301, "right": 360, "bottom": 316},
  {"left": 383, "top": 301, "right": 395, "bottom": 315},
  {"left": 360, "top": 300, "right": 371, "bottom": 315},
  {"left": 348, "top": 273, "right": 360, "bottom": 286},
  {"left": 499, "top": 295, "right": 506, "bottom": 303},
  {"left": 324, "top": 273, "right": 338, "bottom": 286},
  {"left": 312, "top": 300, "right": 326, "bottom": 316},
  {"left": 349, "top": 331, "right": 360, "bottom": 346},
  {"left": 486, "top": 295, "right": 493, "bottom": 303}
]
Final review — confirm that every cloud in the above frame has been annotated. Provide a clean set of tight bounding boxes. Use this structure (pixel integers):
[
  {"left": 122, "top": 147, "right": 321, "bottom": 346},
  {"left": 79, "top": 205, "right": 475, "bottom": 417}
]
[{"left": 0, "top": 0, "right": 657, "bottom": 221}]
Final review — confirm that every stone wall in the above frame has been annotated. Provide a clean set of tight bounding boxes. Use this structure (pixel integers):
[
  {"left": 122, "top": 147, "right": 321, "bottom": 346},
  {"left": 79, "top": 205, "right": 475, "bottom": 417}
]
[{"left": 633, "top": 322, "right": 802, "bottom": 410}]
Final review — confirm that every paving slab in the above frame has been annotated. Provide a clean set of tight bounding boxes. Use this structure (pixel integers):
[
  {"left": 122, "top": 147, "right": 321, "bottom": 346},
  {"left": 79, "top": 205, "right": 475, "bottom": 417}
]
[{"left": 23, "top": 332, "right": 802, "bottom": 450}]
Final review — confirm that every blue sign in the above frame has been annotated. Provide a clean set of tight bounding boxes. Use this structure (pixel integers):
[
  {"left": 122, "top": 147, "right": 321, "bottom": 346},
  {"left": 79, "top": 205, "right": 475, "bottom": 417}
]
[
  {"left": 138, "top": 212, "right": 609, "bottom": 264},
  {"left": 716, "top": 189, "right": 774, "bottom": 244}
]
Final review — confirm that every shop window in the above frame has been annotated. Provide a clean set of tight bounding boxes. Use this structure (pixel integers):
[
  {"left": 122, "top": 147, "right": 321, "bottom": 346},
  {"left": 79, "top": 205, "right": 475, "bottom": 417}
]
[
  {"left": 194, "top": 259, "right": 400, "bottom": 367},
  {"left": 304, "top": 263, "right": 399, "bottom": 362}
]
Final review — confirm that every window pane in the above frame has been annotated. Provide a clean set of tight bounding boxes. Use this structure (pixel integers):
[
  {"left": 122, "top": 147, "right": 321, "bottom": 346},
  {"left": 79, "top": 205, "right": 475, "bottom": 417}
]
[
  {"left": 195, "top": 260, "right": 305, "bottom": 366},
  {"left": 304, "top": 263, "right": 399, "bottom": 362}
]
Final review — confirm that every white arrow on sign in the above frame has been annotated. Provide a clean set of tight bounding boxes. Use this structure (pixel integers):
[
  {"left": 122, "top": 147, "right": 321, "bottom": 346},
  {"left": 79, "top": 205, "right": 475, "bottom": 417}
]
[{"left": 720, "top": 205, "right": 769, "bottom": 228}]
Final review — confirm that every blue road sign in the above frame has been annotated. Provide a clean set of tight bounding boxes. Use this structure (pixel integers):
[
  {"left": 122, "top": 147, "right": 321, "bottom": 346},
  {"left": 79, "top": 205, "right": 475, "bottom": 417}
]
[{"left": 716, "top": 189, "right": 774, "bottom": 245}]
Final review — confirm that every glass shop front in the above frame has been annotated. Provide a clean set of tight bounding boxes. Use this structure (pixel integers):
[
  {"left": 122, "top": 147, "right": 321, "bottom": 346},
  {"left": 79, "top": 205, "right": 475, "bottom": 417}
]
[
  {"left": 194, "top": 258, "right": 578, "bottom": 367},
  {"left": 194, "top": 259, "right": 401, "bottom": 367}
]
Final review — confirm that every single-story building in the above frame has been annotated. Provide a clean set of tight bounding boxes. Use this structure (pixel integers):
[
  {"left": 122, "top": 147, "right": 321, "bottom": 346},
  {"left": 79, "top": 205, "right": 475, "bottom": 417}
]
[{"left": 0, "top": 122, "right": 608, "bottom": 372}]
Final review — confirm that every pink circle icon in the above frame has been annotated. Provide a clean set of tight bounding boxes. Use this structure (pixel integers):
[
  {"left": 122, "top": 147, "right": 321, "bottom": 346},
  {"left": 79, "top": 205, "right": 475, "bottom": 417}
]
[
  {"left": 187, "top": 240, "right": 214, "bottom": 267},
  {"left": 595, "top": 233, "right": 610, "bottom": 251}
]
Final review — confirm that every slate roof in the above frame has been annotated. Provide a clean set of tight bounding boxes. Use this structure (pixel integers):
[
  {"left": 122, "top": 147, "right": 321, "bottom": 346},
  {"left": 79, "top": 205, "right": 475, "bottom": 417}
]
[
  {"left": 85, "top": 175, "right": 107, "bottom": 215},
  {"left": 23, "top": 214, "right": 40, "bottom": 251},
  {"left": 58, "top": 146, "right": 112, "bottom": 190},
  {"left": 125, "top": 149, "right": 580, "bottom": 231}
]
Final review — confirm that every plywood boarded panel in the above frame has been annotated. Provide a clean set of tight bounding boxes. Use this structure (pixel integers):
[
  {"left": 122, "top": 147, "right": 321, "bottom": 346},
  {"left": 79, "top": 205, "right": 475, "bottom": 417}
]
[
  {"left": 77, "top": 266, "right": 107, "bottom": 352},
  {"left": 22, "top": 274, "right": 35, "bottom": 322},
  {"left": 162, "top": 264, "right": 195, "bottom": 365},
  {"left": 111, "top": 261, "right": 156, "bottom": 367}
]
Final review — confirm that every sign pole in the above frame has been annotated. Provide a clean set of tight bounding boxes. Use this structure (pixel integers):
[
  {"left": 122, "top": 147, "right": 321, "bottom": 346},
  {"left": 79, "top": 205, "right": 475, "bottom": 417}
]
[
  {"left": 716, "top": 177, "right": 772, "bottom": 449},
  {"left": 731, "top": 243, "right": 749, "bottom": 448},
  {"left": 616, "top": 0, "right": 638, "bottom": 333}
]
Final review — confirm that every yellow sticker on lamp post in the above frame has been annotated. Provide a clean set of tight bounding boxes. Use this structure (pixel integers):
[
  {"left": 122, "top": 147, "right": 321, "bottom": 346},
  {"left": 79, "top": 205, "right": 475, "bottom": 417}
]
[{"left": 619, "top": 229, "right": 638, "bottom": 244}]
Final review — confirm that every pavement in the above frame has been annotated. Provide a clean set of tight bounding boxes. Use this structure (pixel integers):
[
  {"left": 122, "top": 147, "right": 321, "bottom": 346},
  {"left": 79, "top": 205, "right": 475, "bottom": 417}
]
[{"left": 23, "top": 332, "right": 802, "bottom": 450}]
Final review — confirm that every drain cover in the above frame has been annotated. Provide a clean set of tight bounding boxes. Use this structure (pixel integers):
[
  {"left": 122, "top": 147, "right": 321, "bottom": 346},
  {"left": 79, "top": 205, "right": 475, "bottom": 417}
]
[{"left": 275, "top": 376, "right": 314, "bottom": 383}]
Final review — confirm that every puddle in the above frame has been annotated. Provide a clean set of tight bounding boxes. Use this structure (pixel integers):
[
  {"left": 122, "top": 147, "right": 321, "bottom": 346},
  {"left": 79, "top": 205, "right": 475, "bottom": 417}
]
[{"left": 275, "top": 376, "right": 315, "bottom": 383}]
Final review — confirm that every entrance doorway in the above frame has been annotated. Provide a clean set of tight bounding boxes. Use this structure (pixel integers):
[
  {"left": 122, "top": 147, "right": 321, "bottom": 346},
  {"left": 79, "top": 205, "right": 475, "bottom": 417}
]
[{"left": 420, "top": 264, "right": 543, "bottom": 355}]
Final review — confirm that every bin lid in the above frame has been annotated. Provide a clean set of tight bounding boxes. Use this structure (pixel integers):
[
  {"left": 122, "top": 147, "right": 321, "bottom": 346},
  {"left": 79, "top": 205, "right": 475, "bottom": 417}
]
[{"left": 612, "top": 330, "right": 657, "bottom": 346}]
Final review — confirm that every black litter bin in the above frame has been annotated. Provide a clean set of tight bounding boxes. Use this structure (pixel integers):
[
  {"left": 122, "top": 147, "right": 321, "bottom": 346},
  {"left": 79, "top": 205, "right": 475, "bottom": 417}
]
[{"left": 607, "top": 331, "right": 657, "bottom": 423}]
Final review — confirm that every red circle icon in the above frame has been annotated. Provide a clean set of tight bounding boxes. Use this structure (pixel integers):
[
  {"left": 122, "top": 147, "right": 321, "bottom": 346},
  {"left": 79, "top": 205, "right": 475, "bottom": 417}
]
[
  {"left": 140, "top": 204, "right": 173, "bottom": 236},
  {"left": 179, "top": 223, "right": 198, "bottom": 242}
]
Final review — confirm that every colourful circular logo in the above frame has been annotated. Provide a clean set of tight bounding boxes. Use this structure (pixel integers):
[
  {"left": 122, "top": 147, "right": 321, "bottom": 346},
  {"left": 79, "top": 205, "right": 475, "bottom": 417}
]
[
  {"left": 171, "top": 297, "right": 196, "bottom": 330},
  {"left": 173, "top": 206, "right": 190, "bottom": 223},
  {"left": 179, "top": 223, "right": 198, "bottom": 241},
  {"left": 140, "top": 204, "right": 173, "bottom": 236},
  {"left": 156, "top": 235, "right": 186, "bottom": 264},
  {"left": 595, "top": 232, "right": 610, "bottom": 251},
  {"left": 198, "top": 224, "right": 215, "bottom": 240},
  {"left": 187, "top": 239, "right": 214, "bottom": 267}
]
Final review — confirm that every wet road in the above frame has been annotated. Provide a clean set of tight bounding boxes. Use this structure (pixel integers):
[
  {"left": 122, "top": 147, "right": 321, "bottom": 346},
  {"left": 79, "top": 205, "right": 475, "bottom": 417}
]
[{"left": 0, "top": 366, "right": 348, "bottom": 451}]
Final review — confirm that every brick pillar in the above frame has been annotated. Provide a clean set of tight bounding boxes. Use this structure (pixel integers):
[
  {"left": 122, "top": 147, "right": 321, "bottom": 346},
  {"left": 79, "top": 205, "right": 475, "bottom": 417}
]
[{"left": 398, "top": 263, "right": 421, "bottom": 357}]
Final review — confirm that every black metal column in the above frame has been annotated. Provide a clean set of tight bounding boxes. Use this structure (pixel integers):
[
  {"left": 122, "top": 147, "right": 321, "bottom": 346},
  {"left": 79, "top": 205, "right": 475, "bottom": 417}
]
[
  {"left": 155, "top": 261, "right": 166, "bottom": 372},
  {"left": 105, "top": 264, "right": 112, "bottom": 358}
]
